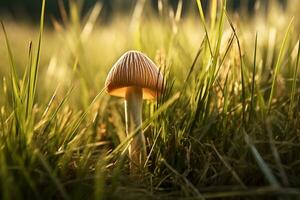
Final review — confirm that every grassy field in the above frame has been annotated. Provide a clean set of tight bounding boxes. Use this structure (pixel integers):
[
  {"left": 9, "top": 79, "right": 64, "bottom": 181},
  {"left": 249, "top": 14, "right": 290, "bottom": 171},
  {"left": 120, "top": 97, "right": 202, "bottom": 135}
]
[{"left": 0, "top": 0, "right": 300, "bottom": 199}]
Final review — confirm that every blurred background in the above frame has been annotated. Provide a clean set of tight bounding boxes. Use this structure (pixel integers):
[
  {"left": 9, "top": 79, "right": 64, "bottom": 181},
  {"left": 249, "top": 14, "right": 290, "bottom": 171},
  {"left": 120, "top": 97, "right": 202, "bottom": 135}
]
[
  {"left": 0, "top": 0, "right": 289, "bottom": 23},
  {"left": 0, "top": 0, "right": 297, "bottom": 108}
]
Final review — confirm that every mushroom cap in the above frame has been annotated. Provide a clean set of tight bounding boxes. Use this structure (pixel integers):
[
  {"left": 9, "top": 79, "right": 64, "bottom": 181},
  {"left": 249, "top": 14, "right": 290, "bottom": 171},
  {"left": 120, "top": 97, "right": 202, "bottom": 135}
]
[{"left": 105, "top": 50, "right": 164, "bottom": 100}]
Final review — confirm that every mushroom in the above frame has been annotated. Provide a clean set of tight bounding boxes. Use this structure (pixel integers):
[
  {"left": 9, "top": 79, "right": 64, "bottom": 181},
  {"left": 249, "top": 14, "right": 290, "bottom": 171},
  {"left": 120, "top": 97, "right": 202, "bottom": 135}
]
[{"left": 105, "top": 50, "right": 163, "bottom": 173}]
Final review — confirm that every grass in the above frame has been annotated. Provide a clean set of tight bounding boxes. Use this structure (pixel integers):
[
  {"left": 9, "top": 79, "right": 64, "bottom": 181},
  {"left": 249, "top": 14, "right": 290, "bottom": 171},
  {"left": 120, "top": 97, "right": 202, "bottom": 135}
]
[{"left": 0, "top": 0, "right": 300, "bottom": 199}]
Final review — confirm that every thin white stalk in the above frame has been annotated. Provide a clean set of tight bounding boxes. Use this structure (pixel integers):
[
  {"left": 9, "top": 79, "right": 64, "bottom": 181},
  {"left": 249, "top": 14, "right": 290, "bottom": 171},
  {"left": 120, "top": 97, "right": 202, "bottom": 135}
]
[{"left": 125, "top": 86, "right": 146, "bottom": 174}]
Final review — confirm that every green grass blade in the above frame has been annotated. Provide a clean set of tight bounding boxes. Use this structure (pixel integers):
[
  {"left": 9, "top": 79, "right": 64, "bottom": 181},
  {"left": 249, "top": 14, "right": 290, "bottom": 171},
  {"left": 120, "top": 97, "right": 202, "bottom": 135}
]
[
  {"left": 210, "top": 0, "right": 217, "bottom": 31},
  {"left": 161, "top": 158, "right": 203, "bottom": 198},
  {"left": 249, "top": 33, "right": 258, "bottom": 121},
  {"left": 226, "top": 12, "right": 246, "bottom": 124},
  {"left": 268, "top": 18, "right": 294, "bottom": 113},
  {"left": 210, "top": 0, "right": 226, "bottom": 85},
  {"left": 94, "top": 157, "right": 106, "bottom": 200},
  {"left": 25, "top": 42, "right": 33, "bottom": 118},
  {"left": 210, "top": 143, "right": 246, "bottom": 188},
  {"left": 288, "top": 39, "right": 300, "bottom": 118},
  {"left": 244, "top": 132, "right": 280, "bottom": 187},
  {"left": 196, "top": 0, "right": 213, "bottom": 56},
  {"left": 27, "top": 0, "right": 45, "bottom": 116},
  {"left": 266, "top": 119, "right": 289, "bottom": 186},
  {"left": 41, "top": 86, "right": 74, "bottom": 132},
  {"left": 1, "top": 22, "right": 21, "bottom": 105},
  {"left": 64, "top": 87, "right": 106, "bottom": 145}
]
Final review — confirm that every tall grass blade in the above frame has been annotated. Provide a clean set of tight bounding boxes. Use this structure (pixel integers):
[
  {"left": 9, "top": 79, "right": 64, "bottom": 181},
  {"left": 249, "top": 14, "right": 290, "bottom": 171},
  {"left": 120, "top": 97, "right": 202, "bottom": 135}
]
[
  {"left": 161, "top": 158, "right": 203, "bottom": 198},
  {"left": 249, "top": 33, "right": 258, "bottom": 122},
  {"left": 268, "top": 18, "right": 293, "bottom": 113},
  {"left": 64, "top": 87, "right": 105, "bottom": 144},
  {"left": 27, "top": 0, "right": 46, "bottom": 116},
  {"left": 1, "top": 22, "right": 21, "bottom": 106},
  {"left": 288, "top": 39, "right": 300, "bottom": 118},
  {"left": 266, "top": 119, "right": 289, "bottom": 186},
  {"left": 244, "top": 132, "right": 280, "bottom": 187},
  {"left": 196, "top": 0, "right": 213, "bottom": 56},
  {"left": 226, "top": 12, "right": 246, "bottom": 124},
  {"left": 94, "top": 156, "right": 106, "bottom": 200}
]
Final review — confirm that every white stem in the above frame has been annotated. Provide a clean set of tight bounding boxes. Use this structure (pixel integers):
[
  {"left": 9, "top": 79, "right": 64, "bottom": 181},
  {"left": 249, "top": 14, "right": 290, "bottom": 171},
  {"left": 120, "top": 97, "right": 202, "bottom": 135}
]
[{"left": 125, "top": 86, "right": 146, "bottom": 173}]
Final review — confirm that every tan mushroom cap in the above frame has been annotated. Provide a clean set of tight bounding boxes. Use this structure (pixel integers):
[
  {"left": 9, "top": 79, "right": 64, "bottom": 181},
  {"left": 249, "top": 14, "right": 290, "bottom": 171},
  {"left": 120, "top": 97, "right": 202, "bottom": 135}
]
[{"left": 105, "top": 50, "right": 164, "bottom": 100}]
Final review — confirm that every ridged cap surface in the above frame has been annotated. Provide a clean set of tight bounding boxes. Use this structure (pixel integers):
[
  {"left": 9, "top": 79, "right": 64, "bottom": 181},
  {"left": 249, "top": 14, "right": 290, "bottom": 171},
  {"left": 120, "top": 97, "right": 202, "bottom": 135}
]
[{"left": 105, "top": 50, "right": 163, "bottom": 99}]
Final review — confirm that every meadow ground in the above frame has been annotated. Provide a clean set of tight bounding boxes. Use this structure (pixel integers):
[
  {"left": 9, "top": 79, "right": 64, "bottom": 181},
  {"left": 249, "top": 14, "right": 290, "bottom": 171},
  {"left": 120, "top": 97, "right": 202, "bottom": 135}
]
[{"left": 0, "top": 0, "right": 300, "bottom": 199}]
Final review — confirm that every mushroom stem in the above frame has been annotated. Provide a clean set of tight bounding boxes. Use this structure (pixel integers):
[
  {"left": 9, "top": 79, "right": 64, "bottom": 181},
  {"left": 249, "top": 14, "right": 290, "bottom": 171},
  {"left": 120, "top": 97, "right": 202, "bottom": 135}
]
[{"left": 125, "top": 86, "right": 146, "bottom": 173}]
